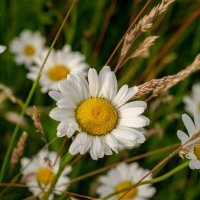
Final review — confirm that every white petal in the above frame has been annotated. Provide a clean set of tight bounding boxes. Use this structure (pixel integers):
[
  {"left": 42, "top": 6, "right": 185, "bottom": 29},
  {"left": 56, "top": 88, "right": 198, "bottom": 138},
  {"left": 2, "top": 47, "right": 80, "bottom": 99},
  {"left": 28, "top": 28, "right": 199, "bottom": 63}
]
[
  {"left": 58, "top": 79, "right": 82, "bottom": 104},
  {"left": 49, "top": 91, "right": 64, "bottom": 101},
  {"left": 99, "top": 72, "right": 118, "bottom": 101},
  {"left": 99, "top": 66, "right": 111, "bottom": 83},
  {"left": 112, "top": 128, "right": 137, "bottom": 141},
  {"left": 0, "top": 45, "right": 6, "bottom": 54},
  {"left": 89, "top": 136, "right": 104, "bottom": 160},
  {"left": 114, "top": 86, "right": 138, "bottom": 108},
  {"left": 49, "top": 108, "right": 74, "bottom": 121},
  {"left": 88, "top": 68, "right": 100, "bottom": 97},
  {"left": 177, "top": 130, "right": 189, "bottom": 143},
  {"left": 112, "top": 85, "right": 128, "bottom": 106},
  {"left": 182, "top": 114, "right": 196, "bottom": 135},
  {"left": 69, "top": 139, "right": 80, "bottom": 155},
  {"left": 119, "top": 106, "right": 146, "bottom": 118},
  {"left": 119, "top": 116, "right": 149, "bottom": 128},
  {"left": 119, "top": 101, "right": 147, "bottom": 110},
  {"left": 104, "top": 134, "right": 118, "bottom": 153},
  {"left": 194, "top": 111, "right": 200, "bottom": 130},
  {"left": 76, "top": 133, "right": 92, "bottom": 154},
  {"left": 57, "top": 98, "right": 77, "bottom": 109},
  {"left": 57, "top": 119, "right": 77, "bottom": 137}
]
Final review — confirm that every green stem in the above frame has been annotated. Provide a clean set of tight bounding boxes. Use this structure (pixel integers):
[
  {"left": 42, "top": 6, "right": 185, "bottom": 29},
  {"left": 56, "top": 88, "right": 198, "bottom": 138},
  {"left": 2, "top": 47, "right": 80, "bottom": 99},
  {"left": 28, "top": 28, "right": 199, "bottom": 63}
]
[
  {"left": 0, "top": 0, "right": 77, "bottom": 183},
  {"left": 42, "top": 153, "right": 74, "bottom": 200},
  {"left": 103, "top": 161, "right": 189, "bottom": 200},
  {"left": 140, "top": 160, "right": 189, "bottom": 185}
]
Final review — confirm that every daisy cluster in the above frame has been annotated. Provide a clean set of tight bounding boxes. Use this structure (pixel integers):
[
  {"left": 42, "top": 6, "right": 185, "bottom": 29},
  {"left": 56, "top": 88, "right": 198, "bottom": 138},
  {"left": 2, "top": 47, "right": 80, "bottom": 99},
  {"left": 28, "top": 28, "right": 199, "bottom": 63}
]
[
  {"left": 10, "top": 29, "right": 155, "bottom": 199},
  {"left": 7, "top": 27, "right": 200, "bottom": 200},
  {"left": 9, "top": 29, "right": 89, "bottom": 93}
]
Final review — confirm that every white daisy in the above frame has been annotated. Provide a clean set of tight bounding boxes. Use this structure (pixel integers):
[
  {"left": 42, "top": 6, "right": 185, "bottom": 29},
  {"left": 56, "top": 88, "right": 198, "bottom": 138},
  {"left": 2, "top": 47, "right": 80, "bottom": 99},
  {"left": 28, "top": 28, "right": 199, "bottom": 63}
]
[
  {"left": 97, "top": 162, "right": 156, "bottom": 200},
  {"left": 0, "top": 45, "right": 6, "bottom": 54},
  {"left": 21, "top": 150, "right": 71, "bottom": 200},
  {"left": 177, "top": 111, "right": 200, "bottom": 169},
  {"left": 49, "top": 66, "right": 149, "bottom": 160},
  {"left": 27, "top": 45, "right": 89, "bottom": 93},
  {"left": 184, "top": 83, "right": 200, "bottom": 114},
  {"left": 10, "top": 29, "right": 45, "bottom": 67}
]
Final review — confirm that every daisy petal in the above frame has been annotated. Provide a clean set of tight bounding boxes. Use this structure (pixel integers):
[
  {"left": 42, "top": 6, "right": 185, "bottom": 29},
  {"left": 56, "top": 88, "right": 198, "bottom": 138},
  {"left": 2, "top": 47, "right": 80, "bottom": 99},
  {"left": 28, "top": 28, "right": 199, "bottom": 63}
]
[
  {"left": 88, "top": 68, "right": 100, "bottom": 97},
  {"left": 182, "top": 114, "right": 196, "bottom": 135}
]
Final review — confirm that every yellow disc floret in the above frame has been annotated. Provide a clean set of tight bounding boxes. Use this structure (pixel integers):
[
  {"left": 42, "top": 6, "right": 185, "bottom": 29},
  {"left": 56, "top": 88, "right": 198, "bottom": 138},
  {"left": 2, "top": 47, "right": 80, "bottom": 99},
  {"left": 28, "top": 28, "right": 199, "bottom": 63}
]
[
  {"left": 76, "top": 98, "right": 118, "bottom": 136},
  {"left": 36, "top": 167, "right": 54, "bottom": 185},
  {"left": 23, "top": 45, "right": 35, "bottom": 56},
  {"left": 47, "top": 65, "right": 69, "bottom": 81},
  {"left": 115, "top": 181, "right": 137, "bottom": 199},
  {"left": 194, "top": 144, "right": 200, "bottom": 160}
]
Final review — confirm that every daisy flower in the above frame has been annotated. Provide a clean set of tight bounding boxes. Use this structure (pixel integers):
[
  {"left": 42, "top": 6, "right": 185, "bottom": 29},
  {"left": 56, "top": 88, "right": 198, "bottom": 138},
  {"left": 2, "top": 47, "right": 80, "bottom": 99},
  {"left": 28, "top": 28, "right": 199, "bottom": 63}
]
[
  {"left": 27, "top": 45, "right": 89, "bottom": 93},
  {"left": 49, "top": 66, "right": 149, "bottom": 160},
  {"left": 10, "top": 29, "right": 45, "bottom": 67},
  {"left": 97, "top": 162, "right": 156, "bottom": 200},
  {"left": 184, "top": 83, "right": 200, "bottom": 114},
  {"left": 21, "top": 150, "right": 71, "bottom": 200},
  {"left": 177, "top": 111, "right": 200, "bottom": 169},
  {"left": 0, "top": 45, "right": 6, "bottom": 54}
]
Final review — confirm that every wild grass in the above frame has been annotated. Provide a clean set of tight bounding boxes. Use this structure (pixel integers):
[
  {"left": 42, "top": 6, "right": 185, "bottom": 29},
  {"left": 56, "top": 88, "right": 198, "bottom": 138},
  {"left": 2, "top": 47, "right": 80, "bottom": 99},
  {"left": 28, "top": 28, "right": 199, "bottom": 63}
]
[{"left": 0, "top": 0, "right": 200, "bottom": 199}]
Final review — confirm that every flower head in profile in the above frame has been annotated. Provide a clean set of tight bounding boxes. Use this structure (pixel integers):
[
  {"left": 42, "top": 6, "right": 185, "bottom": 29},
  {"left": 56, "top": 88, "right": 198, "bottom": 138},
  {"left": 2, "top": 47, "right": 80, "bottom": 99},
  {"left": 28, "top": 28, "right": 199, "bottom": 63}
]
[
  {"left": 21, "top": 150, "right": 71, "bottom": 200},
  {"left": 177, "top": 112, "right": 200, "bottom": 169},
  {"left": 10, "top": 29, "right": 45, "bottom": 67},
  {"left": 27, "top": 45, "right": 89, "bottom": 93},
  {"left": 49, "top": 66, "right": 149, "bottom": 160},
  {"left": 0, "top": 45, "right": 6, "bottom": 54},
  {"left": 184, "top": 83, "right": 200, "bottom": 114},
  {"left": 97, "top": 162, "right": 156, "bottom": 200}
]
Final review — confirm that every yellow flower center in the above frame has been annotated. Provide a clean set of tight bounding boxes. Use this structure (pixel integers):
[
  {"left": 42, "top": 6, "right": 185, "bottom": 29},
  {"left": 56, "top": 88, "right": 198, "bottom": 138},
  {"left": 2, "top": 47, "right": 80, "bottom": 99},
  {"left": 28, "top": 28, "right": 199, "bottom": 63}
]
[
  {"left": 23, "top": 45, "right": 35, "bottom": 56},
  {"left": 115, "top": 181, "right": 137, "bottom": 199},
  {"left": 76, "top": 98, "right": 118, "bottom": 136},
  {"left": 36, "top": 167, "right": 54, "bottom": 185},
  {"left": 194, "top": 144, "right": 200, "bottom": 160},
  {"left": 47, "top": 65, "right": 69, "bottom": 81}
]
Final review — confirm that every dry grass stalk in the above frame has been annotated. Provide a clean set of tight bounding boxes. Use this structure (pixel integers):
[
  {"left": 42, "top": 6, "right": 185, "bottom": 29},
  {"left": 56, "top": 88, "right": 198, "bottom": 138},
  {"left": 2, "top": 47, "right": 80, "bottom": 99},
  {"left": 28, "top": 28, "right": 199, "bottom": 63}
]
[
  {"left": 0, "top": 83, "right": 24, "bottom": 108},
  {"left": 32, "top": 106, "right": 43, "bottom": 133},
  {"left": 11, "top": 131, "right": 28, "bottom": 164},
  {"left": 4, "top": 112, "right": 27, "bottom": 127},
  {"left": 134, "top": 54, "right": 200, "bottom": 98},
  {"left": 127, "top": 35, "right": 158, "bottom": 61},
  {"left": 121, "top": 0, "right": 174, "bottom": 58},
  {"left": 0, "top": 83, "right": 16, "bottom": 104}
]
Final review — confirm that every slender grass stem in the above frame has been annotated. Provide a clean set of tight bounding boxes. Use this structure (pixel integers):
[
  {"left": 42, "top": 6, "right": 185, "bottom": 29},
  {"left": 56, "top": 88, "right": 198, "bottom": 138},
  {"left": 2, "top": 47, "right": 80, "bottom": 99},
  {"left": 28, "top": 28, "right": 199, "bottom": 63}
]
[
  {"left": 42, "top": 153, "right": 74, "bottom": 200},
  {"left": 0, "top": 0, "right": 77, "bottom": 183},
  {"left": 105, "top": 0, "right": 152, "bottom": 67},
  {"left": 68, "top": 143, "right": 179, "bottom": 185}
]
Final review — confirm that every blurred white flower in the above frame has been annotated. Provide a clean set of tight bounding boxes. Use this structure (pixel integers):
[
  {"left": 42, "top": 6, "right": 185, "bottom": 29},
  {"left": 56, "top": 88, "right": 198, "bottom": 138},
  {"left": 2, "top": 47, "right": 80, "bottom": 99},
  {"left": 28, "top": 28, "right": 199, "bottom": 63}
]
[
  {"left": 49, "top": 66, "right": 149, "bottom": 160},
  {"left": 27, "top": 45, "right": 88, "bottom": 93},
  {"left": 21, "top": 150, "right": 71, "bottom": 200},
  {"left": 0, "top": 45, "right": 6, "bottom": 54},
  {"left": 97, "top": 162, "right": 156, "bottom": 200},
  {"left": 177, "top": 112, "right": 200, "bottom": 170},
  {"left": 10, "top": 29, "right": 45, "bottom": 67},
  {"left": 184, "top": 83, "right": 200, "bottom": 114}
]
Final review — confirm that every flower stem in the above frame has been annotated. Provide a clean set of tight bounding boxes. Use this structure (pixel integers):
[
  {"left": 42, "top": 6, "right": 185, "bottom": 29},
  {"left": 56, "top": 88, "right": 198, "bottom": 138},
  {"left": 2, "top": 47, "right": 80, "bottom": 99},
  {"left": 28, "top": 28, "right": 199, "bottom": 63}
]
[
  {"left": 0, "top": 0, "right": 77, "bottom": 183},
  {"left": 140, "top": 160, "right": 189, "bottom": 185},
  {"left": 42, "top": 153, "right": 74, "bottom": 200},
  {"left": 103, "top": 161, "right": 189, "bottom": 199}
]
